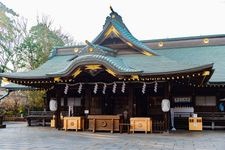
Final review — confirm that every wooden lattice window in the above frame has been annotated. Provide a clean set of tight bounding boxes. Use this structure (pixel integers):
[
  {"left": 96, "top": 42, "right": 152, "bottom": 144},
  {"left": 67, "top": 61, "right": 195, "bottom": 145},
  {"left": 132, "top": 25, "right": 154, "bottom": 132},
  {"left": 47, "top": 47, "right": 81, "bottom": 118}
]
[{"left": 195, "top": 96, "right": 216, "bottom": 106}]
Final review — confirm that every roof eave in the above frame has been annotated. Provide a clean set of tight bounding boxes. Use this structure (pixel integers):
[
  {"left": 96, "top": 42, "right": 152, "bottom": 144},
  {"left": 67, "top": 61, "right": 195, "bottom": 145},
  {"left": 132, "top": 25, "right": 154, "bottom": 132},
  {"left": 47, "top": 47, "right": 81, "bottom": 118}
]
[
  {"left": 138, "top": 63, "right": 214, "bottom": 76},
  {"left": 0, "top": 73, "right": 48, "bottom": 80}
]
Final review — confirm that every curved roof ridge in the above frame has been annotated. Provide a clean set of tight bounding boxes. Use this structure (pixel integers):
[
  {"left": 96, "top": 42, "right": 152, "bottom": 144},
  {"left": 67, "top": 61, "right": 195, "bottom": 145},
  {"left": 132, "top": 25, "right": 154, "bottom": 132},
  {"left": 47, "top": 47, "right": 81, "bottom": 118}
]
[
  {"left": 111, "top": 19, "right": 158, "bottom": 55},
  {"left": 47, "top": 54, "right": 142, "bottom": 77},
  {"left": 92, "top": 9, "right": 158, "bottom": 56}
]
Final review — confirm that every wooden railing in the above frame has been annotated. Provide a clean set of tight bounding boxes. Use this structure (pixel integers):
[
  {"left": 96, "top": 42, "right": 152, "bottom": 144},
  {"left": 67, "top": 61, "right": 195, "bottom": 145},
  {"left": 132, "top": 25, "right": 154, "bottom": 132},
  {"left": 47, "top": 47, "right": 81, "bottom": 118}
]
[
  {"left": 26, "top": 111, "right": 54, "bottom": 126},
  {"left": 28, "top": 111, "right": 54, "bottom": 116},
  {"left": 197, "top": 112, "right": 225, "bottom": 129},
  {"left": 197, "top": 112, "right": 225, "bottom": 118},
  {"left": 26, "top": 111, "right": 68, "bottom": 126}
]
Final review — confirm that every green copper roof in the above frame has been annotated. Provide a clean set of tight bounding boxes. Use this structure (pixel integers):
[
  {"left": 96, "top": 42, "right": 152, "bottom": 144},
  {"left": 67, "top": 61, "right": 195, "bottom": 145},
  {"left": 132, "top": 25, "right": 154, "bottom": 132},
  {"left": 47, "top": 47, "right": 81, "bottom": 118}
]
[
  {"left": 0, "top": 52, "right": 142, "bottom": 78},
  {"left": 0, "top": 9, "right": 214, "bottom": 82},
  {"left": 1, "top": 83, "right": 33, "bottom": 90},
  {"left": 156, "top": 45, "right": 225, "bottom": 82},
  {"left": 142, "top": 34, "right": 225, "bottom": 43},
  {"left": 0, "top": 55, "right": 75, "bottom": 79},
  {"left": 118, "top": 54, "right": 212, "bottom": 75},
  {"left": 47, "top": 54, "right": 142, "bottom": 77},
  {"left": 80, "top": 40, "right": 117, "bottom": 56},
  {"left": 0, "top": 51, "right": 212, "bottom": 79},
  {"left": 93, "top": 10, "right": 158, "bottom": 56}
]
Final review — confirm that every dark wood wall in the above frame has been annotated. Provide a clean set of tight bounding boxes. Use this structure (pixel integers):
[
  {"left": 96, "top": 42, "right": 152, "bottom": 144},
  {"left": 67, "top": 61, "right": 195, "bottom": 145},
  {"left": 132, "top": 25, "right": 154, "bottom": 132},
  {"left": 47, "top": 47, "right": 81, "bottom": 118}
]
[{"left": 47, "top": 82, "right": 225, "bottom": 119}]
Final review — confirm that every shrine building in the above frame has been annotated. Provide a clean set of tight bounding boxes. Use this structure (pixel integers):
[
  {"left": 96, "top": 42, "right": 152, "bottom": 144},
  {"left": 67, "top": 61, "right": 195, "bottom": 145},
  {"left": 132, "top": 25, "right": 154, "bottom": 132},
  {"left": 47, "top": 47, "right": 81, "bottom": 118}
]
[{"left": 1, "top": 8, "right": 225, "bottom": 132}]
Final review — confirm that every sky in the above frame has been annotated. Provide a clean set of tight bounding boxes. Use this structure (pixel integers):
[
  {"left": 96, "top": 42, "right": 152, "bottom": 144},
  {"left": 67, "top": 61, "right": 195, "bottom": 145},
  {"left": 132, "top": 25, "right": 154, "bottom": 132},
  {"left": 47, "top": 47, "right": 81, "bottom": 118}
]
[{"left": 2, "top": 0, "right": 225, "bottom": 42}]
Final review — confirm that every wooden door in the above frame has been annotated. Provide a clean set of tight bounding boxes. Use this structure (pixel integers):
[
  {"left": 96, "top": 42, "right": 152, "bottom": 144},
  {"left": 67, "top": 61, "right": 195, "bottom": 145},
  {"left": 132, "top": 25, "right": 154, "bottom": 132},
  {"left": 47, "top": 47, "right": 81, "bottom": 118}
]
[
  {"left": 112, "top": 95, "right": 129, "bottom": 115},
  {"left": 89, "top": 96, "right": 102, "bottom": 115}
]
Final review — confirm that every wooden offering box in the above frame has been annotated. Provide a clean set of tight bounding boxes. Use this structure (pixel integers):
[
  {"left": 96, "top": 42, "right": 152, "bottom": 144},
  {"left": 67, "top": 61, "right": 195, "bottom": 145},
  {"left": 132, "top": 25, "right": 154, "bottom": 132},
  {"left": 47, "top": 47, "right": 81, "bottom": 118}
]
[
  {"left": 63, "top": 116, "right": 84, "bottom": 131},
  {"left": 189, "top": 117, "right": 202, "bottom": 131},
  {"left": 88, "top": 115, "right": 122, "bottom": 133},
  {"left": 130, "top": 117, "right": 152, "bottom": 134}
]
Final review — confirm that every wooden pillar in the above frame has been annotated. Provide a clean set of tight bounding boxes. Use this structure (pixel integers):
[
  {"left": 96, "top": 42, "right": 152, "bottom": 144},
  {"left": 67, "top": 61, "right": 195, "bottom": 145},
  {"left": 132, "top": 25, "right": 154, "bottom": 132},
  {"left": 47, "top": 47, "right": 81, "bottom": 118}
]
[
  {"left": 64, "top": 94, "right": 67, "bottom": 111},
  {"left": 84, "top": 87, "right": 91, "bottom": 130},
  {"left": 109, "top": 94, "right": 113, "bottom": 115},
  {"left": 55, "top": 87, "right": 62, "bottom": 130},
  {"left": 102, "top": 93, "right": 108, "bottom": 115},
  {"left": 128, "top": 85, "right": 134, "bottom": 117},
  {"left": 216, "top": 89, "right": 220, "bottom": 107},
  {"left": 192, "top": 87, "right": 196, "bottom": 108},
  {"left": 84, "top": 87, "right": 91, "bottom": 112},
  {"left": 46, "top": 90, "right": 51, "bottom": 111},
  {"left": 164, "top": 82, "right": 172, "bottom": 132}
]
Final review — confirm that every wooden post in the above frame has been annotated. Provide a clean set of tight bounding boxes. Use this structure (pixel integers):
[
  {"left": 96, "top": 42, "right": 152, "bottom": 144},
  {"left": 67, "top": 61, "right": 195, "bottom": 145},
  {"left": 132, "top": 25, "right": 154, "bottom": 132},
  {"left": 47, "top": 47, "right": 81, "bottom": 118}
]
[
  {"left": 84, "top": 87, "right": 91, "bottom": 130},
  {"left": 111, "top": 119, "right": 114, "bottom": 133},
  {"left": 84, "top": 87, "right": 91, "bottom": 112},
  {"left": 76, "top": 119, "right": 78, "bottom": 132},
  {"left": 128, "top": 86, "right": 134, "bottom": 117},
  {"left": 146, "top": 119, "right": 148, "bottom": 134},
  {"left": 55, "top": 87, "right": 62, "bottom": 130},
  {"left": 82, "top": 118, "right": 85, "bottom": 131},
  {"left": 164, "top": 82, "right": 172, "bottom": 132},
  {"left": 64, "top": 95, "right": 67, "bottom": 112},
  {"left": 133, "top": 120, "right": 135, "bottom": 134},
  {"left": 192, "top": 86, "right": 196, "bottom": 108},
  {"left": 46, "top": 91, "right": 51, "bottom": 111},
  {"left": 93, "top": 119, "right": 96, "bottom": 133}
]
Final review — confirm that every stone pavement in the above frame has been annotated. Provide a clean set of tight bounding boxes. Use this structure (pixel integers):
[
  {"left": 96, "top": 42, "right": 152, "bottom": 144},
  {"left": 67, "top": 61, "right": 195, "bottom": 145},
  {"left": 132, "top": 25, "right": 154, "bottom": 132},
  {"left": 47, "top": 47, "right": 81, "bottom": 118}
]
[{"left": 0, "top": 122, "right": 225, "bottom": 150}]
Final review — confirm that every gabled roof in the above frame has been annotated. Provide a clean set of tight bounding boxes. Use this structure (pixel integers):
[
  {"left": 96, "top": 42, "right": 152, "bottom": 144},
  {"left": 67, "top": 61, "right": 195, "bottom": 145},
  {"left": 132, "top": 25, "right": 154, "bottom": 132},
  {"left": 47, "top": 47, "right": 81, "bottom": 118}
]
[
  {"left": 0, "top": 8, "right": 214, "bottom": 85},
  {"left": 0, "top": 50, "right": 213, "bottom": 79},
  {"left": 92, "top": 8, "right": 158, "bottom": 56}
]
